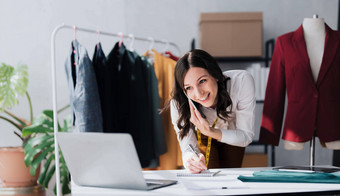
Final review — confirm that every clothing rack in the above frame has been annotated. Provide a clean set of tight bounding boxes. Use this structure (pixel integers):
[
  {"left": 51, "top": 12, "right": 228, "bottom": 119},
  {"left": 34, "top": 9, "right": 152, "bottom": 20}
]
[{"left": 51, "top": 23, "right": 181, "bottom": 196}]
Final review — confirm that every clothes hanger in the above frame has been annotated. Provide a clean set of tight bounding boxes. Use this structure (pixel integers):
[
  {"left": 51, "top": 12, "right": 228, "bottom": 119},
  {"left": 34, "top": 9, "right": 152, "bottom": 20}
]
[
  {"left": 97, "top": 30, "right": 100, "bottom": 43},
  {"left": 162, "top": 39, "right": 169, "bottom": 54},
  {"left": 118, "top": 32, "right": 124, "bottom": 47},
  {"left": 73, "top": 26, "right": 77, "bottom": 40},
  {"left": 96, "top": 30, "right": 101, "bottom": 48},
  {"left": 72, "top": 26, "right": 77, "bottom": 66},
  {"left": 128, "top": 33, "right": 135, "bottom": 51},
  {"left": 144, "top": 37, "right": 155, "bottom": 57},
  {"left": 147, "top": 37, "right": 154, "bottom": 51}
]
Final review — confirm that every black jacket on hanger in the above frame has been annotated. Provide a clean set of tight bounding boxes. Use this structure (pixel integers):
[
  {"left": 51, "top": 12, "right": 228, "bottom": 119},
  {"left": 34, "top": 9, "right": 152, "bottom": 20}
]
[
  {"left": 138, "top": 54, "right": 167, "bottom": 158},
  {"left": 92, "top": 43, "right": 118, "bottom": 132},
  {"left": 106, "top": 43, "right": 157, "bottom": 167}
]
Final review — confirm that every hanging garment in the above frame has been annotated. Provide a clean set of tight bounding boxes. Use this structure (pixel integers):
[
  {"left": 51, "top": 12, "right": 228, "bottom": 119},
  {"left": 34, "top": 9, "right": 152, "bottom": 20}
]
[
  {"left": 107, "top": 43, "right": 157, "bottom": 167},
  {"left": 260, "top": 24, "right": 340, "bottom": 146},
  {"left": 107, "top": 43, "right": 129, "bottom": 131},
  {"left": 137, "top": 53, "right": 167, "bottom": 158},
  {"left": 92, "top": 43, "right": 118, "bottom": 132},
  {"left": 162, "top": 51, "right": 184, "bottom": 168},
  {"left": 129, "top": 52, "right": 167, "bottom": 168},
  {"left": 64, "top": 40, "right": 103, "bottom": 132},
  {"left": 149, "top": 49, "right": 180, "bottom": 170}
]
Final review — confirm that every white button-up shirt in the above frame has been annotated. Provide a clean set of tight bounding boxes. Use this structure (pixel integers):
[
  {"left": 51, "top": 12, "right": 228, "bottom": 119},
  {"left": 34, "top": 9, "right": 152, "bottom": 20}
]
[{"left": 170, "top": 70, "right": 256, "bottom": 168}]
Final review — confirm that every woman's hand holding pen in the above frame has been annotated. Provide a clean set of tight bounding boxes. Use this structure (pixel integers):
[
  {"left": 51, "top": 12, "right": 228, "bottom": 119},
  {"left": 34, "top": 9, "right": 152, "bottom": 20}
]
[
  {"left": 188, "top": 100, "right": 222, "bottom": 141},
  {"left": 186, "top": 152, "right": 207, "bottom": 173}
]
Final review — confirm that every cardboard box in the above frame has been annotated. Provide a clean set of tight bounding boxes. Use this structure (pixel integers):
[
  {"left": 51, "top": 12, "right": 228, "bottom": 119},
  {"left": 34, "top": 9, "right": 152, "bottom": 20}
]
[
  {"left": 199, "top": 12, "right": 263, "bottom": 57},
  {"left": 241, "top": 153, "right": 268, "bottom": 168}
]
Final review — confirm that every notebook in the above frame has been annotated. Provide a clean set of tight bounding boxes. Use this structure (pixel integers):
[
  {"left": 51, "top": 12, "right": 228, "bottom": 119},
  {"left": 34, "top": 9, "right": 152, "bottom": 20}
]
[
  {"left": 57, "top": 132, "right": 177, "bottom": 190},
  {"left": 177, "top": 170, "right": 221, "bottom": 177}
]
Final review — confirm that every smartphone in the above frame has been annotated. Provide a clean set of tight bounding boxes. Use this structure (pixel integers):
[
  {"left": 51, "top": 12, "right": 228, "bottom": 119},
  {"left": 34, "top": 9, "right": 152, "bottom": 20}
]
[{"left": 183, "top": 91, "right": 206, "bottom": 118}]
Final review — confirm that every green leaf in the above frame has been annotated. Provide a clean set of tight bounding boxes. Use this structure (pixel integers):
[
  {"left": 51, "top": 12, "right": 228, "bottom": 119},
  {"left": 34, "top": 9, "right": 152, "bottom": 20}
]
[
  {"left": 24, "top": 134, "right": 53, "bottom": 150},
  {"left": 22, "top": 110, "right": 56, "bottom": 137},
  {"left": 38, "top": 153, "right": 54, "bottom": 186},
  {"left": 61, "top": 175, "right": 71, "bottom": 195},
  {"left": 42, "top": 110, "right": 53, "bottom": 119},
  {"left": 22, "top": 124, "right": 54, "bottom": 137},
  {"left": 29, "top": 150, "right": 49, "bottom": 176},
  {"left": 60, "top": 152, "right": 71, "bottom": 195},
  {"left": 24, "top": 135, "right": 53, "bottom": 167},
  {"left": 24, "top": 135, "right": 52, "bottom": 154},
  {"left": 44, "top": 164, "right": 55, "bottom": 188},
  {"left": 51, "top": 151, "right": 71, "bottom": 195},
  {"left": 0, "top": 63, "right": 28, "bottom": 110}
]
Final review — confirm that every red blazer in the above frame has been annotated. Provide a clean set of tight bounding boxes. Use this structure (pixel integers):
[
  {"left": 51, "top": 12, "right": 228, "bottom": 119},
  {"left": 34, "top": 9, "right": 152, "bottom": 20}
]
[{"left": 259, "top": 24, "right": 340, "bottom": 146}]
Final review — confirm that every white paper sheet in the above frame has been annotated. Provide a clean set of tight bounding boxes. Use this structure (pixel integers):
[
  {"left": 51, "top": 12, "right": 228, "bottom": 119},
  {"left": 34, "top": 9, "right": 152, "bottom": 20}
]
[{"left": 179, "top": 178, "right": 248, "bottom": 190}]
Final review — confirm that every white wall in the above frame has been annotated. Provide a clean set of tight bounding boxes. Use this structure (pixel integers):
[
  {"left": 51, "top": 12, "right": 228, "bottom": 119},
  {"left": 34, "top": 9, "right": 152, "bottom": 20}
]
[{"left": 0, "top": 0, "right": 338, "bottom": 169}]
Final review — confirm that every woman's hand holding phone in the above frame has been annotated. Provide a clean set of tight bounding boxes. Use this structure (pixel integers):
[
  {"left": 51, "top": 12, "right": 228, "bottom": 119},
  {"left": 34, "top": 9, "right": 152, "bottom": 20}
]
[
  {"left": 188, "top": 99, "right": 210, "bottom": 135},
  {"left": 187, "top": 95, "right": 222, "bottom": 141}
]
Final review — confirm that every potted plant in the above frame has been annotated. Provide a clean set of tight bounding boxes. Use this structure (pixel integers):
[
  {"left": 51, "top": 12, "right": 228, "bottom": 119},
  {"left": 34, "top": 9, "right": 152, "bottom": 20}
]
[
  {"left": 0, "top": 63, "right": 71, "bottom": 195},
  {"left": 23, "top": 109, "right": 71, "bottom": 195},
  {"left": 0, "top": 62, "right": 37, "bottom": 188}
]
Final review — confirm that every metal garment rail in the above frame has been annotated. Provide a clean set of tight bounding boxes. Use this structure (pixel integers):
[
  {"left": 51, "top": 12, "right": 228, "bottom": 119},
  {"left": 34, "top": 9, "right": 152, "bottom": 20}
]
[{"left": 50, "top": 23, "right": 181, "bottom": 196}]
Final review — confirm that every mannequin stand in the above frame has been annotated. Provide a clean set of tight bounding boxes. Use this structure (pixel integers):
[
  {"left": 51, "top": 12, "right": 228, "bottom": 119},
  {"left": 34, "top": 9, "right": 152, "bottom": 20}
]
[
  {"left": 308, "top": 13, "right": 318, "bottom": 168},
  {"left": 310, "top": 136, "right": 315, "bottom": 167}
]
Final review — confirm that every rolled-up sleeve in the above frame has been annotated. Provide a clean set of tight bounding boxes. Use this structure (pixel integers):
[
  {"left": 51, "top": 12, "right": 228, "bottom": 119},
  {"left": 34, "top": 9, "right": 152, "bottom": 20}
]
[{"left": 170, "top": 100, "right": 199, "bottom": 168}]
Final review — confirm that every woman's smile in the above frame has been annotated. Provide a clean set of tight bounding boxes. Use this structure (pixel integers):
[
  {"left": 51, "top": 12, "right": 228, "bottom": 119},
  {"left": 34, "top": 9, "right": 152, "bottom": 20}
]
[
  {"left": 197, "top": 93, "right": 210, "bottom": 103},
  {"left": 184, "top": 67, "right": 218, "bottom": 108}
]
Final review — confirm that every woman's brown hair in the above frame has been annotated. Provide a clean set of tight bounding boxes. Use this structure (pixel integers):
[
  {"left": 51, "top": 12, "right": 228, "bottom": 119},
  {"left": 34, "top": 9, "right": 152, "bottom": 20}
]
[{"left": 163, "top": 49, "right": 232, "bottom": 140}]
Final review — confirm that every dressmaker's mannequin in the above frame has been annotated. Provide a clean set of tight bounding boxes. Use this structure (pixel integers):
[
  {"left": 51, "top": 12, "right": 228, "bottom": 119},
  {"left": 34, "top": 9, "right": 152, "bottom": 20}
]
[{"left": 284, "top": 16, "right": 340, "bottom": 150}]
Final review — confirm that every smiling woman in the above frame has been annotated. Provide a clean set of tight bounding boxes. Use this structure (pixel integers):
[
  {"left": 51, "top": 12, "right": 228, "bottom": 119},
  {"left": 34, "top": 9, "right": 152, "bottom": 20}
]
[
  {"left": 162, "top": 49, "right": 256, "bottom": 174},
  {"left": 183, "top": 67, "right": 219, "bottom": 108}
]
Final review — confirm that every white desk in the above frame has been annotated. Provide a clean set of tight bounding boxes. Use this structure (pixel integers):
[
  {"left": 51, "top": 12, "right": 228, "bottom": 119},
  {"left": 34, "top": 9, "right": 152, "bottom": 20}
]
[{"left": 71, "top": 167, "right": 340, "bottom": 195}]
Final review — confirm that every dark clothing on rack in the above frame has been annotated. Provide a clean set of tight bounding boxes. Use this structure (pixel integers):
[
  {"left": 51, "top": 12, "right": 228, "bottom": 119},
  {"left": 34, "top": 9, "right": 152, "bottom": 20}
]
[
  {"left": 92, "top": 43, "right": 118, "bottom": 131},
  {"left": 64, "top": 38, "right": 167, "bottom": 167},
  {"left": 106, "top": 43, "right": 129, "bottom": 131},
  {"left": 138, "top": 53, "right": 167, "bottom": 159},
  {"left": 64, "top": 40, "right": 103, "bottom": 132},
  {"left": 106, "top": 43, "right": 166, "bottom": 167}
]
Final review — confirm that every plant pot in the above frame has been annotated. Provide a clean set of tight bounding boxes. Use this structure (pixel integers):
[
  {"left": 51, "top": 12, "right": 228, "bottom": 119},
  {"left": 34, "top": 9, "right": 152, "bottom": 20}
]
[{"left": 0, "top": 146, "right": 40, "bottom": 187}]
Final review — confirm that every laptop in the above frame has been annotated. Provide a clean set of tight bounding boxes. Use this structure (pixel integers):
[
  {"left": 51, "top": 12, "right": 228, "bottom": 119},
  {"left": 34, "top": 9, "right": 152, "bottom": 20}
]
[{"left": 57, "top": 132, "right": 177, "bottom": 190}]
